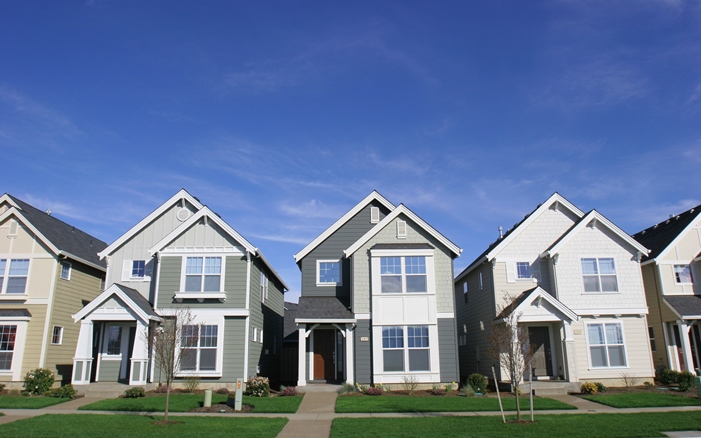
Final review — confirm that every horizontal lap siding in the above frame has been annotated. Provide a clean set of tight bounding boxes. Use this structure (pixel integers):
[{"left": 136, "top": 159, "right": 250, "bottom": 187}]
[
  {"left": 354, "top": 320, "right": 372, "bottom": 383},
  {"left": 438, "top": 318, "right": 458, "bottom": 382}
]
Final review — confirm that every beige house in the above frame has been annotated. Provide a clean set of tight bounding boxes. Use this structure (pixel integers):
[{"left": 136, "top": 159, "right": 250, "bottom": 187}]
[
  {"left": 0, "top": 194, "right": 106, "bottom": 388},
  {"left": 455, "top": 193, "right": 655, "bottom": 390},
  {"left": 633, "top": 204, "right": 701, "bottom": 373}
]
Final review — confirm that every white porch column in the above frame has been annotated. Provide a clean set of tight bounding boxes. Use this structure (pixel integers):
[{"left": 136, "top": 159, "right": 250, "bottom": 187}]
[
  {"left": 297, "top": 325, "right": 307, "bottom": 386},
  {"left": 129, "top": 320, "right": 150, "bottom": 385},
  {"left": 345, "top": 324, "right": 354, "bottom": 385},
  {"left": 562, "top": 321, "right": 578, "bottom": 382},
  {"left": 72, "top": 320, "right": 94, "bottom": 384},
  {"left": 678, "top": 321, "right": 695, "bottom": 372}
]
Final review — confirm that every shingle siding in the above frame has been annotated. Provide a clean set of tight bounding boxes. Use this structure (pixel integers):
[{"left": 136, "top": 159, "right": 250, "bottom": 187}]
[{"left": 354, "top": 319, "right": 372, "bottom": 384}]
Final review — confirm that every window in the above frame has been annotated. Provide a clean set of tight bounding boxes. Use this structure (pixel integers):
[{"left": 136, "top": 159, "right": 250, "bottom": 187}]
[
  {"left": 582, "top": 258, "right": 618, "bottom": 292},
  {"left": 185, "top": 257, "right": 221, "bottom": 292},
  {"left": 106, "top": 326, "right": 122, "bottom": 355},
  {"left": 260, "top": 271, "right": 269, "bottom": 302},
  {"left": 0, "top": 325, "right": 17, "bottom": 370},
  {"left": 648, "top": 327, "right": 656, "bottom": 352},
  {"left": 516, "top": 262, "right": 531, "bottom": 279},
  {"left": 122, "top": 259, "right": 151, "bottom": 281},
  {"left": 479, "top": 271, "right": 483, "bottom": 290},
  {"left": 60, "top": 261, "right": 71, "bottom": 280},
  {"left": 51, "top": 326, "right": 63, "bottom": 345},
  {"left": 317, "top": 260, "right": 341, "bottom": 286},
  {"left": 132, "top": 260, "right": 146, "bottom": 278},
  {"left": 380, "top": 256, "right": 427, "bottom": 293},
  {"left": 100, "top": 277, "right": 105, "bottom": 290},
  {"left": 587, "top": 323, "right": 627, "bottom": 368},
  {"left": 463, "top": 281, "right": 468, "bottom": 304},
  {"left": 181, "top": 325, "right": 218, "bottom": 372},
  {"left": 0, "top": 259, "right": 29, "bottom": 294},
  {"left": 674, "top": 265, "right": 694, "bottom": 284},
  {"left": 382, "top": 325, "right": 430, "bottom": 372}
]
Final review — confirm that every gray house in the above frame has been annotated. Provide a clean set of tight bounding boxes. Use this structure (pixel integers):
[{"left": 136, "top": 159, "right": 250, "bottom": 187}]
[
  {"left": 293, "top": 191, "right": 461, "bottom": 387},
  {"left": 72, "top": 189, "right": 288, "bottom": 387}
]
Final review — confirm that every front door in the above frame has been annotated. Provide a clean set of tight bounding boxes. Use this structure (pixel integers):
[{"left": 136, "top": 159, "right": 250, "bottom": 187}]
[
  {"left": 528, "top": 326, "right": 553, "bottom": 377},
  {"left": 313, "top": 330, "right": 336, "bottom": 381}
]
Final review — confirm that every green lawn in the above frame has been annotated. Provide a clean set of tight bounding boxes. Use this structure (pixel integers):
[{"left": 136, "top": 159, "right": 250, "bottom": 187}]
[
  {"left": 79, "top": 394, "right": 303, "bottom": 413},
  {"left": 0, "top": 396, "right": 71, "bottom": 409},
  {"left": 331, "top": 412, "right": 701, "bottom": 437},
  {"left": 583, "top": 392, "right": 701, "bottom": 408},
  {"left": 0, "top": 414, "right": 287, "bottom": 438},
  {"left": 335, "top": 395, "right": 574, "bottom": 413}
]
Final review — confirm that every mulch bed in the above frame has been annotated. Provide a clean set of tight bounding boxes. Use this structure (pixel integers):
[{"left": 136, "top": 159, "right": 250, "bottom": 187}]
[{"left": 190, "top": 402, "right": 253, "bottom": 413}]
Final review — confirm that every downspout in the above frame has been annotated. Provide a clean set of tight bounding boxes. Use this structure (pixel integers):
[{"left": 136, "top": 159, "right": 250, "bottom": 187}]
[{"left": 243, "top": 251, "right": 251, "bottom": 379}]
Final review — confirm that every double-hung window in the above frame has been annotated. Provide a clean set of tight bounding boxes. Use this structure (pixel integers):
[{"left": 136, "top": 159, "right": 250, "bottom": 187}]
[
  {"left": 0, "top": 325, "right": 17, "bottom": 370},
  {"left": 185, "top": 257, "right": 222, "bottom": 292},
  {"left": 181, "top": 325, "right": 218, "bottom": 372},
  {"left": 51, "top": 326, "right": 63, "bottom": 345},
  {"left": 317, "top": 260, "right": 341, "bottom": 286},
  {"left": 380, "top": 256, "right": 427, "bottom": 293},
  {"left": 674, "top": 265, "right": 693, "bottom": 284},
  {"left": 60, "top": 261, "right": 71, "bottom": 280},
  {"left": 587, "top": 322, "right": 627, "bottom": 368},
  {"left": 581, "top": 258, "right": 618, "bottom": 292},
  {"left": 382, "top": 325, "right": 430, "bottom": 372},
  {"left": 0, "top": 259, "right": 29, "bottom": 294}
]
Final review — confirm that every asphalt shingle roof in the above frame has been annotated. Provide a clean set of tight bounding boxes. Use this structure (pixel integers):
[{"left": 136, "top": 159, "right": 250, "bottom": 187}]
[
  {"left": 296, "top": 296, "right": 354, "bottom": 320},
  {"left": 283, "top": 302, "right": 298, "bottom": 342},
  {"left": 665, "top": 295, "right": 701, "bottom": 318},
  {"left": 632, "top": 205, "right": 701, "bottom": 262},
  {"left": 115, "top": 284, "right": 159, "bottom": 317},
  {"left": 0, "top": 309, "right": 31, "bottom": 318}
]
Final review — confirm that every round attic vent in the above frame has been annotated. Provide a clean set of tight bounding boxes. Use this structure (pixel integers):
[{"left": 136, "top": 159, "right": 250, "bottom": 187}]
[{"left": 176, "top": 208, "right": 191, "bottom": 222}]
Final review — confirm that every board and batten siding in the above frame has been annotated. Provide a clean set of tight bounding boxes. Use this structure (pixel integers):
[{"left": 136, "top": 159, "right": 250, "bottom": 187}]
[{"left": 300, "top": 200, "right": 391, "bottom": 300}]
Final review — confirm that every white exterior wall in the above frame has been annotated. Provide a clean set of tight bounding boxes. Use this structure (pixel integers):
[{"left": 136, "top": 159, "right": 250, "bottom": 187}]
[{"left": 657, "top": 218, "right": 701, "bottom": 296}]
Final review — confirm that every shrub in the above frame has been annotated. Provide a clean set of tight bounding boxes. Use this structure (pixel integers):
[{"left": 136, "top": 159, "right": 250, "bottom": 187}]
[
  {"left": 216, "top": 387, "right": 230, "bottom": 395},
  {"left": 658, "top": 368, "right": 679, "bottom": 385},
  {"left": 182, "top": 376, "right": 200, "bottom": 393},
  {"left": 431, "top": 384, "right": 446, "bottom": 396},
  {"left": 0, "top": 383, "right": 5, "bottom": 392},
  {"left": 153, "top": 384, "right": 168, "bottom": 393},
  {"left": 644, "top": 381, "right": 654, "bottom": 388},
  {"left": 50, "top": 384, "right": 76, "bottom": 399},
  {"left": 124, "top": 387, "right": 146, "bottom": 398},
  {"left": 620, "top": 373, "right": 640, "bottom": 388},
  {"left": 467, "top": 373, "right": 487, "bottom": 394},
  {"left": 365, "top": 386, "right": 383, "bottom": 396},
  {"left": 338, "top": 383, "right": 357, "bottom": 395},
  {"left": 245, "top": 376, "right": 270, "bottom": 397},
  {"left": 461, "top": 383, "right": 476, "bottom": 397},
  {"left": 279, "top": 386, "right": 298, "bottom": 397},
  {"left": 678, "top": 371, "right": 697, "bottom": 392},
  {"left": 580, "top": 382, "right": 599, "bottom": 395},
  {"left": 401, "top": 375, "right": 419, "bottom": 393},
  {"left": 594, "top": 382, "right": 607, "bottom": 393},
  {"left": 24, "top": 368, "right": 55, "bottom": 395}
]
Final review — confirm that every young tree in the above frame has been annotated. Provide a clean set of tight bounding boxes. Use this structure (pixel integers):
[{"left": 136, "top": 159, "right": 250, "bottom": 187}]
[
  {"left": 488, "top": 295, "right": 535, "bottom": 422},
  {"left": 149, "top": 306, "right": 194, "bottom": 423}
]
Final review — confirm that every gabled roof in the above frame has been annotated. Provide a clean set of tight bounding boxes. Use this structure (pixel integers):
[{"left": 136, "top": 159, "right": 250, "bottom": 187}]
[
  {"left": 455, "top": 193, "right": 583, "bottom": 282},
  {"left": 343, "top": 204, "right": 461, "bottom": 258},
  {"left": 664, "top": 295, "right": 701, "bottom": 320},
  {"left": 0, "top": 194, "right": 107, "bottom": 270},
  {"left": 73, "top": 283, "right": 161, "bottom": 323},
  {"left": 295, "top": 296, "right": 355, "bottom": 323},
  {"left": 496, "top": 286, "right": 578, "bottom": 322},
  {"left": 293, "top": 191, "right": 395, "bottom": 263},
  {"left": 148, "top": 206, "right": 289, "bottom": 291},
  {"left": 98, "top": 189, "right": 203, "bottom": 259},
  {"left": 542, "top": 210, "right": 649, "bottom": 258},
  {"left": 632, "top": 204, "right": 701, "bottom": 263}
]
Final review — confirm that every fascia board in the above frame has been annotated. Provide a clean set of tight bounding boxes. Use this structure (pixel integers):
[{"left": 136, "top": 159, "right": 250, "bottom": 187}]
[
  {"left": 454, "top": 256, "right": 487, "bottom": 283},
  {"left": 654, "top": 213, "right": 701, "bottom": 263},
  {"left": 99, "top": 189, "right": 204, "bottom": 259},
  {"left": 294, "top": 191, "right": 396, "bottom": 263},
  {"left": 0, "top": 209, "right": 60, "bottom": 255},
  {"left": 511, "top": 287, "right": 579, "bottom": 322},
  {"left": 662, "top": 297, "right": 684, "bottom": 320},
  {"left": 0, "top": 194, "right": 20, "bottom": 209},
  {"left": 57, "top": 251, "right": 106, "bottom": 272},
  {"left": 256, "top": 251, "right": 290, "bottom": 291},
  {"left": 73, "top": 284, "right": 143, "bottom": 322}
]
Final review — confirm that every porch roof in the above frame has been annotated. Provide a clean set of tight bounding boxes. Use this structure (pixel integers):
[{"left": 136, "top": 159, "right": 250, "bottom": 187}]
[
  {"left": 73, "top": 283, "right": 161, "bottom": 323},
  {"left": 295, "top": 296, "right": 355, "bottom": 323},
  {"left": 0, "top": 308, "right": 31, "bottom": 318},
  {"left": 664, "top": 295, "right": 701, "bottom": 320},
  {"left": 496, "top": 286, "right": 579, "bottom": 323}
]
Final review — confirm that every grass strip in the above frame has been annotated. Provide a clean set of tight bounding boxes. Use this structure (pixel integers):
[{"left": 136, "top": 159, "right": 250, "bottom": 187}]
[
  {"left": 0, "top": 414, "right": 287, "bottom": 438},
  {"left": 331, "top": 411, "right": 701, "bottom": 437},
  {"left": 79, "top": 394, "right": 303, "bottom": 413},
  {"left": 335, "top": 395, "right": 574, "bottom": 413},
  {"left": 582, "top": 392, "right": 701, "bottom": 408},
  {"left": 0, "top": 396, "right": 71, "bottom": 409}
]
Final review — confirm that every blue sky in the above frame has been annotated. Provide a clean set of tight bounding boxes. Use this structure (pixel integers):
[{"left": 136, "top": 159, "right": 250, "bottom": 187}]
[{"left": 2, "top": 1, "right": 699, "bottom": 303}]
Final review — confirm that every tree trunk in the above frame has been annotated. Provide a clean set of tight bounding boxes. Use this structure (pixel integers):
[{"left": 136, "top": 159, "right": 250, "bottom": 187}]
[
  {"left": 515, "top": 385, "right": 521, "bottom": 421},
  {"left": 164, "top": 383, "right": 171, "bottom": 422}
]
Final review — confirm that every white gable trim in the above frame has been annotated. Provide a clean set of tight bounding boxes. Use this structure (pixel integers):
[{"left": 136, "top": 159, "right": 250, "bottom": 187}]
[
  {"left": 501, "top": 287, "right": 579, "bottom": 323},
  {"left": 294, "top": 191, "right": 396, "bottom": 263},
  {"left": 98, "top": 189, "right": 204, "bottom": 259},
  {"left": 542, "top": 210, "right": 649, "bottom": 258},
  {"left": 651, "top": 211, "right": 701, "bottom": 264},
  {"left": 72, "top": 284, "right": 161, "bottom": 324},
  {"left": 0, "top": 194, "right": 20, "bottom": 209},
  {"left": 343, "top": 204, "right": 462, "bottom": 257},
  {"left": 0, "top": 208, "right": 60, "bottom": 255}
]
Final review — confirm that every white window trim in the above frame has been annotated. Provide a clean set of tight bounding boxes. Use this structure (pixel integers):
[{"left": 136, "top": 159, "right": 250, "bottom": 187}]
[
  {"left": 8, "top": 220, "right": 18, "bottom": 237},
  {"left": 0, "top": 321, "right": 28, "bottom": 380},
  {"left": 260, "top": 270, "right": 269, "bottom": 303},
  {"left": 0, "top": 258, "right": 30, "bottom": 296},
  {"left": 673, "top": 264, "right": 694, "bottom": 285},
  {"left": 175, "top": 314, "right": 224, "bottom": 377},
  {"left": 177, "top": 255, "right": 226, "bottom": 295},
  {"left": 51, "top": 326, "right": 64, "bottom": 345},
  {"left": 397, "top": 220, "right": 408, "bottom": 238},
  {"left": 60, "top": 261, "right": 72, "bottom": 281},
  {"left": 371, "top": 324, "right": 440, "bottom": 383},
  {"left": 370, "top": 206, "right": 380, "bottom": 224},
  {"left": 580, "top": 257, "right": 619, "bottom": 294},
  {"left": 585, "top": 320, "right": 629, "bottom": 370},
  {"left": 316, "top": 259, "right": 342, "bottom": 287},
  {"left": 121, "top": 259, "right": 152, "bottom": 282}
]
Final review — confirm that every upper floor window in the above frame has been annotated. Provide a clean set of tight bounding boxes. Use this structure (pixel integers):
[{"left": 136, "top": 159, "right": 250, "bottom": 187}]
[
  {"left": 185, "top": 257, "right": 222, "bottom": 292},
  {"left": 260, "top": 270, "right": 269, "bottom": 302},
  {"left": 674, "top": 265, "right": 694, "bottom": 284},
  {"left": 0, "top": 259, "right": 29, "bottom": 294},
  {"left": 587, "top": 322, "right": 627, "bottom": 368},
  {"left": 581, "top": 258, "right": 618, "bottom": 293},
  {"left": 516, "top": 262, "right": 531, "bottom": 279},
  {"left": 121, "top": 259, "right": 151, "bottom": 281},
  {"left": 380, "top": 256, "right": 426, "bottom": 293},
  {"left": 132, "top": 260, "right": 145, "bottom": 278},
  {"left": 317, "top": 260, "right": 341, "bottom": 286},
  {"left": 52, "top": 326, "right": 63, "bottom": 345},
  {"left": 60, "top": 261, "right": 71, "bottom": 280}
]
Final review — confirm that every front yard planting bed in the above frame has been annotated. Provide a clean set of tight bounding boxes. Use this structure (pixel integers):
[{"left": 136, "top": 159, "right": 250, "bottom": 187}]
[
  {"left": 335, "top": 393, "right": 574, "bottom": 413},
  {"left": 583, "top": 392, "right": 701, "bottom": 408},
  {"left": 331, "top": 411, "right": 701, "bottom": 437},
  {"left": 79, "top": 393, "right": 303, "bottom": 413},
  {"left": 0, "top": 414, "right": 287, "bottom": 437},
  {"left": 0, "top": 396, "right": 72, "bottom": 409}
]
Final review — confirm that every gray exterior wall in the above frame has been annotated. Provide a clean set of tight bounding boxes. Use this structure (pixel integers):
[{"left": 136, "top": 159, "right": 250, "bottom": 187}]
[
  {"left": 438, "top": 318, "right": 459, "bottom": 383},
  {"left": 354, "top": 319, "right": 372, "bottom": 384}
]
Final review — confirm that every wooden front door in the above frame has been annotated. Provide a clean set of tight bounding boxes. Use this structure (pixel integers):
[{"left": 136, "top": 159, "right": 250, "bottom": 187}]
[
  {"left": 313, "top": 330, "right": 336, "bottom": 381},
  {"left": 528, "top": 326, "right": 553, "bottom": 377}
]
